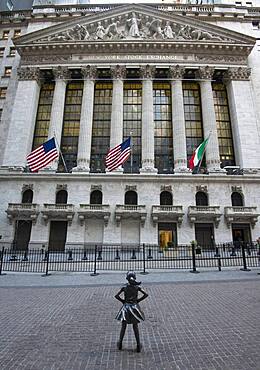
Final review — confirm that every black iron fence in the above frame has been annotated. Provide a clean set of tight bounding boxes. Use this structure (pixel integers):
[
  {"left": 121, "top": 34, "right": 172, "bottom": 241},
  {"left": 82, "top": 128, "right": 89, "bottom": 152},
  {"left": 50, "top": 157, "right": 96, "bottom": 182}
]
[{"left": 0, "top": 242, "right": 259, "bottom": 276}]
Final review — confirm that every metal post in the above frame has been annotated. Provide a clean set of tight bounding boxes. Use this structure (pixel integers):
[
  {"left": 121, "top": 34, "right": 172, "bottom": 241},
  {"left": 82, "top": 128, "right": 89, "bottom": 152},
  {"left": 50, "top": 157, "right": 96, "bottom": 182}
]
[
  {"left": 147, "top": 248, "right": 153, "bottom": 259},
  {"left": 131, "top": 249, "right": 136, "bottom": 259},
  {"left": 22, "top": 250, "right": 28, "bottom": 262},
  {"left": 141, "top": 243, "right": 148, "bottom": 275},
  {"left": 240, "top": 242, "right": 251, "bottom": 271},
  {"left": 67, "top": 250, "right": 73, "bottom": 261},
  {"left": 91, "top": 245, "right": 99, "bottom": 276},
  {"left": 115, "top": 249, "right": 120, "bottom": 260},
  {"left": 82, "top": 248, "right": 88, "bottom": 261},
  {"left": 217, "top": 256, "right": 222, "bottom": 272},
  {"left": 190, "top": 242, "right": 199, "bottom": 273},
  {"left": 0, "top": 247, "right": 6, "bottom": 276},
  {"left": 42, "top": 248, "right": 51, "bottom": 277}
]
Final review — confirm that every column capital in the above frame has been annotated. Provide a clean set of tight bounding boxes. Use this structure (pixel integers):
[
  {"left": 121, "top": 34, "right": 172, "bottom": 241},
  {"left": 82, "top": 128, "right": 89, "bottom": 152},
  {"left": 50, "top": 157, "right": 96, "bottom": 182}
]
[
  {"left": 168, "top": 65, "right": 185, "bottom": 80},
  {"left": 140, "top": 64, "right": 156, "bottom": 80},
  {"left": 224, "top": 67, "right": 251, "bottom": 82},
  {"left": 17, "top": 67, "right": 42, "bottom": 83},
  {"left": 110, "top": 65, "right": 126, "bottom": 80},
  {"left": 52, "top": 66, "right": 71, "bottom": 80},
  {"left": 196, "top": 66, "right": 215, "bottom": 80},
  {"left": 81, "top": 65, "right": 97, "bottom": 80}
]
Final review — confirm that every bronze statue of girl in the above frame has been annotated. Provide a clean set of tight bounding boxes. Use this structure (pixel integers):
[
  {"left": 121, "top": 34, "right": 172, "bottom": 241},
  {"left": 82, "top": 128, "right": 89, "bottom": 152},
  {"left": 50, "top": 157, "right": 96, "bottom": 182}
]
[{"left": 115, "top": 271, "right": 148, "bottom": 352}]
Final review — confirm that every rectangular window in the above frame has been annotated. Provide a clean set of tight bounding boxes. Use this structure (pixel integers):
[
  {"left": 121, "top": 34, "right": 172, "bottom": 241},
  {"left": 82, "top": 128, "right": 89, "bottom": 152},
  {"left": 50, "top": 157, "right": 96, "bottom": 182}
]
[
  {"left": 59, "top": 82, "right": 83, "bottom": 172},
  {"left": 0, "top": 88, "right": 7, "bottom": 99},
  {"left": 0, "top": 48, "right": 4, "bottom": 57},
  {"left": 0, "top": 109, "right": 2, "bottom": 121},
  {"left": 4, "top": 67, "right": 12, "bottom": 77},
  {"left": 153, "top": 82, "right": 173, "bottom": 174},
  {"left": 123, "top": 82, "right": 142, "bottom": 173},
  {"left": 2, "top": 30, "right": 9, "bottom": 40},
  {"left": 9, "top": 47, "right": 16, "bottom": 57},
  {"left": 13, "top": 30, "right": 21, "bottom": 38},
  {"left": 90, "top": 82, "right": 112, "bottom": 173},
  {"left": 213, "top": 83, "right": 235, "bottom": 167},
  {"left": 252, "top": 21, "right": 259, "bottom": 30}
]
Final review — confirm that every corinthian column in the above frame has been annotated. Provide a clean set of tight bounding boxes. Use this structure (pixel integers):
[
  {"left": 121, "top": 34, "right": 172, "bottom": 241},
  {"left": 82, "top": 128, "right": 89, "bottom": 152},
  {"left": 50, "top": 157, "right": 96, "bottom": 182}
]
[
  {"left": 73, "top": 66, "right": 97, "bottom": 173},
  {"left": 224, "top": 67, "right": 260, "bottom": 170},
  {"left": 197, "top": 66, "right": 222, "bottom": 173},
  {"left": 169, "top": 66, "right": 188, "bottom": 173},
  {"left": 108, "top": 65, "right": 126, "bottom": 172},
  {"left": 46, "top": 66, "right": 70, "bottom": 171},
  {"left": 2, "top": 67, "right": 42, "bottom": 169},
  {"left": 140, "top": 65, "right": 157, "bottom": 173}
]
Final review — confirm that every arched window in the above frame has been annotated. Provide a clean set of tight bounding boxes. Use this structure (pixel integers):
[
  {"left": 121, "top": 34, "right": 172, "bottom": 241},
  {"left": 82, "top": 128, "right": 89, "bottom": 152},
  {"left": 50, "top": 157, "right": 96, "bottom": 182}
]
[
  {"left": 125, "top": 191, "right": 137, "bottom": 205},
  {"left": 56, "top": 190, "right": 68, "bottom": 204},
  {"left": 196, "top": 191, "right": 208, "bottom": 206},
  {"left": 90, "top": 190, "right": 102, "bottom": 205},
  {"left": 231, "top": 192, "right": 244, "bottom": 206},
  {"left": 160, "top": 191, "right": 172, "bottom": 206},
  {"left": 22, "top": 189, "right": 33, "bottom": 203}
]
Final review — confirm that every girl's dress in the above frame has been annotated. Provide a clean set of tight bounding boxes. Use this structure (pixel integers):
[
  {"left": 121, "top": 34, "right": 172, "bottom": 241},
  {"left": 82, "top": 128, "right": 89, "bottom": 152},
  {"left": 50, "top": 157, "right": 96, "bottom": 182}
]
[{"left": 115, "top": 284, "right": 145, "bottom": 324}]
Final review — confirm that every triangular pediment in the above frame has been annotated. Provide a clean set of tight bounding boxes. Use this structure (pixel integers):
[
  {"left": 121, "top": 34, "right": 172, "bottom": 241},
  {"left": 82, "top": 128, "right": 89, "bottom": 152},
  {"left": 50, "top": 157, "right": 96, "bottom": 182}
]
[{"left": 15, "top": 4, "right": 255, "bottom": 47}]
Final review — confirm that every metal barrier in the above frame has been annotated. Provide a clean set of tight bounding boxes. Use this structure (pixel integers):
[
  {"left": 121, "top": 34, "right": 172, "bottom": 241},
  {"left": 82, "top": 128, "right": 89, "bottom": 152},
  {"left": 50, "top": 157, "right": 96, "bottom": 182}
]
[{"left": 0, "top": 242, "right": 259, "bottom": 275}]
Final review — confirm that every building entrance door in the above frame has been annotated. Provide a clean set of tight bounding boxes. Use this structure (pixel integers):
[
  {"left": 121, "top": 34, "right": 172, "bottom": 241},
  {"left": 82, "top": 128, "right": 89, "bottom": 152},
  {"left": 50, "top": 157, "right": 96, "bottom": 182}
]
[
  {"left": 195, "top": 223, "right": 214, "bottom": 249},
  {"left": 158, "top": 223, "right": 177, "bottom": 249},
  {"left": 232, "top": 224, "right": 251, "bottom": 245},
  {"left": 48, "top": 221, "right": 68, "bottom": 251},
  {"left": 14, "top": 220, "right": 32, "bottom": 251}
]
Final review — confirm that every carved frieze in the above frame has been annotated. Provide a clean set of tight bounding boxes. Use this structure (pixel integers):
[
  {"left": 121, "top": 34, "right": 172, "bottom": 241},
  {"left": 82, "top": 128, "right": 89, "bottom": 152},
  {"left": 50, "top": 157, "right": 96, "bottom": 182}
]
[
  {"left": 81, "top": 65, "right": 97, "bottom": 80},
  {"left": 195, "top": 55, "right": 247, "bottom": 64},
  {"left": 17, "top": 67, "right": 42, "bottom": 82},
  {"left": 224, "top": 67, "right": 251, "bottom": 81},
  {"left": 39, "top": 13, "right": 232, "bottom": 44},
  {"left": 111, "top": 65, "right": 127, "bottom": 80},
  {"left": 56, "top": 184, "right": 67, "bottom": 191},
  {"left": 231, "top": 186, "right": 242, "bottom": 193},
  {"left": 196, "top": 185, "right": 208, "bottom": 193},
  {"left": 22, "top": 184, "right": 33, "bottom": 192},
  {"left": 161, "top": 185, "right": 172, "bottom": 192}
]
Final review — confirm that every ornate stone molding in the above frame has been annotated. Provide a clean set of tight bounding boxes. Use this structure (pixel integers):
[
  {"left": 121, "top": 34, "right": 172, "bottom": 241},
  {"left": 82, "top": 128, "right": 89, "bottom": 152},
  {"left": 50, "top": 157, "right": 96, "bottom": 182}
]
[
  {"left": 111, "top": 65, "right": 127, "bottom": 80},
  {"left": 140, "top": 64, "right": 156, "bottom": 80},
  {"left": 168, "top": 65, "right": 185, "bottom": 80},
  {"left": 196, "top": 185, "right": 208, "bottom": 193},
  {"left": 22, "top": 184, "right": 33, "bottom": 192},
  {"left": 56, "top": 184, "right": 67, "bottom": 191},
  {"left": 196, "top": 66, "right": 215, "bottom": 80},
  {"left": 224, "top": 67, "right": 251, "bottom": 81},
  {"left": 231, "top": 186, "right": 242, "bottom": 193},
  {"left": 161, "top": 185, "right": 172, "bottom": 192},
  {"left": 53, "top": 66, "right": 71, "bottom": 80},
  {"left": 125, "top": 185, "right": 137, "bottom": 192},
  {"left": 91, "top": 185, "right": 102, "bottom": 191},
  {"left": 81, "top": 65, "right": 97, "bottom": 80},
  {"left": 17, "top": 67, "right": 42, "bottom": 83}
]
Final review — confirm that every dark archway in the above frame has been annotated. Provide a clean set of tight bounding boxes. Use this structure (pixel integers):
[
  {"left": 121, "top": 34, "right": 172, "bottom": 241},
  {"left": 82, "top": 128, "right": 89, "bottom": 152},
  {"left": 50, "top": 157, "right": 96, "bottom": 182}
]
[
  {"left": 56, "top": 190, "right": 68, "bottom": 204},
  {"left": 231, "top": 192, "right": 244, "bottom": 206},
  {"left": 160, "top": 191, "right": 173, "bottom": 206},
  {"left": 22, "top": 189, "right": 33, "bottom": 203},
  {"left": 196, "top": 191, "right": 208, "bottom": 206},
  {"left": 125, "top": 191, "right": 138, "bottom": 205},
  {"left": 90, "top": 190, "right": 103, "bottom": 205}
]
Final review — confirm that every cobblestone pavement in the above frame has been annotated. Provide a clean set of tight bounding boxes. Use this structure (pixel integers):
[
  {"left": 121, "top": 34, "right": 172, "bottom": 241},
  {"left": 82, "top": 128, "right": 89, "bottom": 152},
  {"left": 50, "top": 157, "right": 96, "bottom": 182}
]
[{"left": 0, "top": 274, "right": 259, "bottom": 370}]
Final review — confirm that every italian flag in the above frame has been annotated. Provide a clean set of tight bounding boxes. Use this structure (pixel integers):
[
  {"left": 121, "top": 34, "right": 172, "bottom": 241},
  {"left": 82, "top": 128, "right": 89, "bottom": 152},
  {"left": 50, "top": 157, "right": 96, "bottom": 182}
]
[{"left": 189, "top": 137, "right": 209, "bottom": 174}]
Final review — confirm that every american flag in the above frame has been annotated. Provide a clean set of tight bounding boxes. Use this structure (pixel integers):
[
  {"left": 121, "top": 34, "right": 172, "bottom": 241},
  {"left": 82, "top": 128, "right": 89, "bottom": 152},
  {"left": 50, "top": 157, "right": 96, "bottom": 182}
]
[
  {"left": 105, "top": 137, "right": 131, "bottom": 172},
  {"left": 27, "top": 137, "right": 59, "bottom": 172}
]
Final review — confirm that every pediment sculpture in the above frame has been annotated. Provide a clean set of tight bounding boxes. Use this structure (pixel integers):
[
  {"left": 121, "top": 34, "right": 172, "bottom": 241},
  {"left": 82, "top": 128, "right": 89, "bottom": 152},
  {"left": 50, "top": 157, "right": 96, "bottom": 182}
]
[{"left": 41, "top": 12, "right": 230, "bottom": 43}]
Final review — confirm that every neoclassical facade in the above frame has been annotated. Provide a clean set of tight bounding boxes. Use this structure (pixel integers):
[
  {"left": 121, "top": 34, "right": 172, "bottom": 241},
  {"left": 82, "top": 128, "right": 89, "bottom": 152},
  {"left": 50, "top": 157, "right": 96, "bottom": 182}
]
[{"left": 0, "top": 1, "right": 260, "bottom": 250}]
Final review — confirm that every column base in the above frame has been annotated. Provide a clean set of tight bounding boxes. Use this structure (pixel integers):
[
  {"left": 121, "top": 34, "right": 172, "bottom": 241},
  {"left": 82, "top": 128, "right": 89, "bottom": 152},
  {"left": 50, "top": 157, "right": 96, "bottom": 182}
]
[
  {"left": 140, "top": 166, "right": 158, "bottom": 174},
  {"left": 174, "top": 167, "right": 191, "bottom": 174},
  {"left": 72, "top": 166, "right": 90, "bottom": 174}
]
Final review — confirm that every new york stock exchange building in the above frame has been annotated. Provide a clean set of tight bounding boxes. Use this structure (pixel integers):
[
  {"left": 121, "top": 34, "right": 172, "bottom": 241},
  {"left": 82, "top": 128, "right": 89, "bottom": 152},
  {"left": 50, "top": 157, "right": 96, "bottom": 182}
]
[{"left": 0, "top": 0, "right": 260, "bottom": 253}]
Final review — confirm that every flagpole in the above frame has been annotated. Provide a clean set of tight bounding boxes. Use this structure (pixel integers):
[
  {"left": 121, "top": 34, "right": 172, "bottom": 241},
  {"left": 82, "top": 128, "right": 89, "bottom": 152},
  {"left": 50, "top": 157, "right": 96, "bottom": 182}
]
[
  {"left": 130, "top": 132, "right": 133, "bottom": 174},
  {"left": 53, "top": 133, "right": 68, "bottom": 173}
]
